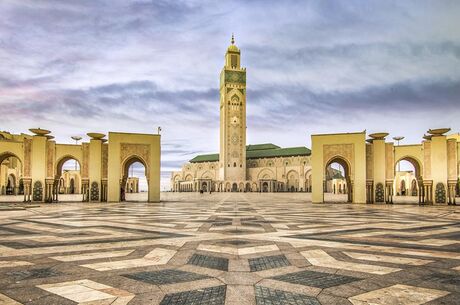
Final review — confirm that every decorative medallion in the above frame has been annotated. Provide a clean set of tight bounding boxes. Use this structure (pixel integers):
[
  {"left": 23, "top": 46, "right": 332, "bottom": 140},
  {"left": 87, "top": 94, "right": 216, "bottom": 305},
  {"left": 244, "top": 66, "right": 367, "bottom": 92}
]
[
  {"left": 33, "top": 181, "right": 43, "bottom": 201},
  {"left": 375, "top": 183, "right": 384, "bottom": 203},
  {"left": 435, "top": 183, "right": 446, "bottom": 203},
  {"left": 90, "top": 182, "right": 99, "bottom": 201}
]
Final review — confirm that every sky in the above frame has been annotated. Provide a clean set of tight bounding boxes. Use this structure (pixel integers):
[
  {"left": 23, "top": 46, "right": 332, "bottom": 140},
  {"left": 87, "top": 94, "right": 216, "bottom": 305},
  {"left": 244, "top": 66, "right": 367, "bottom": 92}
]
[{"left": 1, "top": 0, "right": 459, "bottom": 191}]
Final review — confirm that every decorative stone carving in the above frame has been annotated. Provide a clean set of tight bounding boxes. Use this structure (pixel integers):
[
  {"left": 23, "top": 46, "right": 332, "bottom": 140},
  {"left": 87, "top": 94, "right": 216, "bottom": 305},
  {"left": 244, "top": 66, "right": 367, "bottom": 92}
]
[
  {"left": 423, "top": 141, "right": 431, "bottom": 179},
  {"left": 375, "top": 183, "right": 384, "bottom": 203},
  {"left": 33, "top": 181, "right": 43, "bottom": 201},
  {"left": 46, "top": 141, "right": 54, "bottom": 177},
  {"left": 435, "top": 182, "right": 446, "bottom": 203},
  {"left": 120, "top": 143, "right": 150, "bottom": 165},
  {"left": 225, "top": 70, "right": 246, "bottom": 84},
  {"left": 366, "top": 144, "right": 373, "bottom": 179},
  {"left": 102, "top": 144, "right": 108, "bottom": 179},
  {"left": 323, "top": 144, "right": 354, "bottom": 174},
  {"left": 23, "top": 138, "right": 32, "bottom": 177},
  {"left": 82, "top": 143, "right": 90, "bottom": 178},
  {"left": 90, "top": 181, "right": 99, "bottom": 201}
]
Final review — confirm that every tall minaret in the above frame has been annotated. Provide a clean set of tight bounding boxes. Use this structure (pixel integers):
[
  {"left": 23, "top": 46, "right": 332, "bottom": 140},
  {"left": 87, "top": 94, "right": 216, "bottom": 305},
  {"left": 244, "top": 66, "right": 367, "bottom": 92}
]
[{"left": 219, "top": 34, "right": 247, "bottom": 182}]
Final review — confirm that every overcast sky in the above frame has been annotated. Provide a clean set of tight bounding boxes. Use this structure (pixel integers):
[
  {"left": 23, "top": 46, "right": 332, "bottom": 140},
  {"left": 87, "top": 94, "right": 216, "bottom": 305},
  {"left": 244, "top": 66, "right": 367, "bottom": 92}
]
[{"left": 1, "top": 0, "right": 459, "bottom": 190}]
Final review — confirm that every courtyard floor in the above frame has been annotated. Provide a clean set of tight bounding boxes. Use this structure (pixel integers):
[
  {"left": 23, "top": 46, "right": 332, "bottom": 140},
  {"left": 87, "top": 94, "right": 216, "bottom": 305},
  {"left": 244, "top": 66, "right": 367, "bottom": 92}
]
[{"left": 0, "top": 193, "right": 459, "bottom": 305}]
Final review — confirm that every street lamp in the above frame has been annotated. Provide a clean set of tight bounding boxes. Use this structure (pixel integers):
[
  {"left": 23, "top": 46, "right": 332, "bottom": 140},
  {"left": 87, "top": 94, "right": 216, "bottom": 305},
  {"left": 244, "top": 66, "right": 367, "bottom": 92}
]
[
  {"left": 71, "top": 136, "right": 82, "bottom": 170},
  {"left": 393, "top": 136, "right": 404, "bottom": 171}
]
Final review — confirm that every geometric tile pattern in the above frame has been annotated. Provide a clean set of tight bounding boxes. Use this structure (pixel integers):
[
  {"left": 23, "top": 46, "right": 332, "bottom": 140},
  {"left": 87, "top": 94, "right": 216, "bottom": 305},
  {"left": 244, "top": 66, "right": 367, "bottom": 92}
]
[
  {"left": 159, "top": 285, "right": 226, "bottom": 305},
  {"left": 255, "top": 286, "right": 321, "bottom": 305},
  {"left": 0, "top": 193, "right": 458, "bottom": 304},
  {"left": 272, "top": 270, "right": 360, "bottom": 288},
  {"left": 249, "top": 254, "right": 290, "bottom": 272},
  {"left": 188, "top": 253, "right": 229, "bottom": 271},
  {"left": 123, "top": 269, "right": 210, "bottom": 285}
]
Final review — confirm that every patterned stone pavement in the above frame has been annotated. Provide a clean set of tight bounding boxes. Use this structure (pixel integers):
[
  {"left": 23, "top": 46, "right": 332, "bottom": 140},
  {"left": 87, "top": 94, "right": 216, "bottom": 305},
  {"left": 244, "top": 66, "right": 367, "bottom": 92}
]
[{"left": 0, "top": 193, "right": 459, "bottom": 305}]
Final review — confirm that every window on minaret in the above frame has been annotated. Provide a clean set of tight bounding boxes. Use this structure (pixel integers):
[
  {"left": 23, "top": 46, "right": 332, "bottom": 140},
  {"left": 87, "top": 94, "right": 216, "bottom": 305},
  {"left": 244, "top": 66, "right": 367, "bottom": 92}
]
[{"left": 231, "top": 55, "right": 237, "bottom": 68}]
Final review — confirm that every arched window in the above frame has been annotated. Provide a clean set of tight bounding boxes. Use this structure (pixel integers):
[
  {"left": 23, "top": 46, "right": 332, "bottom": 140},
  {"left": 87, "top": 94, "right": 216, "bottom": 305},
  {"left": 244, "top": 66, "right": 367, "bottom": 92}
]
[{"left": 233, "top": 162, "right": 236, "bottom": 167}]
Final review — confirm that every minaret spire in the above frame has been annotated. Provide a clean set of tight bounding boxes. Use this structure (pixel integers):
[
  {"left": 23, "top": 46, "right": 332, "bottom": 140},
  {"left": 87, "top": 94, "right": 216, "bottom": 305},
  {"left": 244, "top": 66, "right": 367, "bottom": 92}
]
[{"left": 231, "top": 33, "right": 235, "bottom": 45}]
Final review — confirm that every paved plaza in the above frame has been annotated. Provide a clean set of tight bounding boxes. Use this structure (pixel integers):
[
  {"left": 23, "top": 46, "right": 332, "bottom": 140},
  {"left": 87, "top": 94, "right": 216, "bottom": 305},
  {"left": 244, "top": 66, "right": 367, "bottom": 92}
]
[{"left": 0, "top": 193, "right": 459, "bottom": 305}]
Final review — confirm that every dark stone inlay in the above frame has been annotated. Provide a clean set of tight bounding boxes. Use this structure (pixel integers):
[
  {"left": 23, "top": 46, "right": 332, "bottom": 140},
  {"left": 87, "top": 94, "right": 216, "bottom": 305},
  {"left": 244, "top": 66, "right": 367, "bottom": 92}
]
[
  {"left": 272, "top": 270, "right": 359, "bottom": 288},
  {"left": 160, "top": 285, "right": 226, "bottom": 305},
  {"left": 424, "top": 273, "right": 460, "bottom": 286},
  {"left": 249, "top": 255, "right": 290, "bottom": 272},
  {"left": 7, "top": 268, "right": 62, "bottom": 281},
  {"left": 223, "top": 240, "right": 249, "bottom": 245},
  {"left": 255, "top": 286, "right": 320, "bottom": 305},
  {"left": 188, "top": 254, "right": 229, "bottom": 271},
  {"left": 123, "top": 269, "right": 210, "bottom": 285}
]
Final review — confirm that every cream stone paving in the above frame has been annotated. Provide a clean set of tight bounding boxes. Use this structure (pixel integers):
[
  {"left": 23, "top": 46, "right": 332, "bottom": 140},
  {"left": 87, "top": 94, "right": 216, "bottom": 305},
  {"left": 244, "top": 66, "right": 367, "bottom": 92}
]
[
  {"left": 342, "top": 252, "right": 432, "bottom": 266},
  {"left": 51, "top": 249, "right": 135, "bottom": 262},
  {"left": 348, "top": 284, "right": 450, "bottom": 305},
  {"left": 81, "top": 248, "right": 176, "bottom": 271},
  {"left": 0, "top": 193, "right": 458, "bottom": 304},
  {"left": 38, "top": 279, "right": 134, "bottom": 304},
  {"left": 301, "top": 249, "right": 401, "bottom": 275},
  {"left": 0, "top": 261, "right": 33, "bottom": 268}
]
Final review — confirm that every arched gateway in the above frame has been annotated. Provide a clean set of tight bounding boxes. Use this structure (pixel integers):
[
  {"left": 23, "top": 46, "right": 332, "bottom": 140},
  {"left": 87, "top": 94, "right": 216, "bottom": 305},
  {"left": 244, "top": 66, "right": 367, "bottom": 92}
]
[
  {"left": 0, "top": 129, "right": 161, "bottom": 203},
  {"left": 311, "top": 129, "right": 458, "bottom": 205}
]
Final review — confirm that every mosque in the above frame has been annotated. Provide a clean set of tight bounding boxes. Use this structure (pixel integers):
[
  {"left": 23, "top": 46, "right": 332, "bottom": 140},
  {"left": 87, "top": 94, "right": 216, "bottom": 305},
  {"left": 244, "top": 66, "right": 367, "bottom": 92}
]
[
  {"left": 170, "top": 36, "right": 315, "bottom": 193},
  {"left": 170, "top": 37, "right": 460, "bottom": 206}
]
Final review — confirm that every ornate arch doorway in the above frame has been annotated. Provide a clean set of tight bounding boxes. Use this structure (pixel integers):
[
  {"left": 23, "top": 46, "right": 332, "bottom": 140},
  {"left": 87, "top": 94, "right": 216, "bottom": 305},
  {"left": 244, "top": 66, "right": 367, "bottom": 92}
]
[
  {"left": 325, "top": 157, "right": 352, "bottom": 203},
  {"left": 121, "top": 156, "right": 148, "bottom": 202},
  {"left": 54, "top": 156, "right": 82, "bottom": 202},
  {"left": 0, "top": 153, "right": 22, "bottom": 197},
  {"left": 394, "top": 157, "right": 423, "bottom": 204}
]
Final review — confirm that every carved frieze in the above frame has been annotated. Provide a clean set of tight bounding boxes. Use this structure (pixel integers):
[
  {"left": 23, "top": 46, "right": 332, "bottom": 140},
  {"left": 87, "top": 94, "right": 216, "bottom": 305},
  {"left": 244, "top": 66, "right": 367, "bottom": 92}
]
[
  {"left": 82, "top": 143, "right": 90, "bottom": 178},
  {"left": 120, "top": 143, "right": 151, "bottom": 175},
  {"left": 46, "top": 141, "right": 54, "bottom": 178},
  {"left": 423, "top": 141, "right": 431, "bottom": 179},
  {"left": 102, "top": 144, "right": 108, "bottom": 179},
  {"left": 323, "top": 144, "right": 354, "bottom": 170},
  {"left": 23, "top": 138, "right": 32, "bottom": 177},
  {"left": 366, "top": 144, "right": 373, "bottom": 179}
]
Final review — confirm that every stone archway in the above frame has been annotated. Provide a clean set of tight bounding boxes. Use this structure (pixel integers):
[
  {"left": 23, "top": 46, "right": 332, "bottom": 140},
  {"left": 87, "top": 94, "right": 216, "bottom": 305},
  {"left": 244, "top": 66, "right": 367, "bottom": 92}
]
[
  {"left": 394, "top": 156, "right": 423, "bottom": 204},
  {"left": 286, "top": 170, "right": 299, "bottom": 192},
  {"left": 0, "top": 152, "right": 24, "bottom": 197},
  {"left": 54, "top": 155, "right": 82, "bottom": 202},
  {"left": 325, "top": 156, "right": 352, "bottom": 203},
  {"left": 120, "top": 155, "right": 148, "bottom": 202}
]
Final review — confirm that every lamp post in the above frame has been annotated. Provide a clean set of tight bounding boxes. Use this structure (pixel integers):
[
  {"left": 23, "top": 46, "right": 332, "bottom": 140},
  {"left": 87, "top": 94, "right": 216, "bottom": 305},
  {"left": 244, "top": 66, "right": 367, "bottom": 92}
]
[
  {"left": 71, "top": 136, "right": 82, "bottom": 170},
  {"left": 393, "top": 136, "right": 404, "bottom": 172}
]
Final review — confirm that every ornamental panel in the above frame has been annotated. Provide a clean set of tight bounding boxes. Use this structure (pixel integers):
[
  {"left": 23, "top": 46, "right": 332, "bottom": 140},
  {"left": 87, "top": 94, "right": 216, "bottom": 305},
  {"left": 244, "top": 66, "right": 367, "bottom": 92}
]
[
  {"left": 224, "top": 70, "right": 246, "bottom": 84},
  {"left": 23, "top": 138, "right": 32, "bottom": 177},
  {"left": 33, "top": 181, "right": 43, "bottom": 201},
  {"left": 435, "top": 183, "right": 446, "bottom": 204}
]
